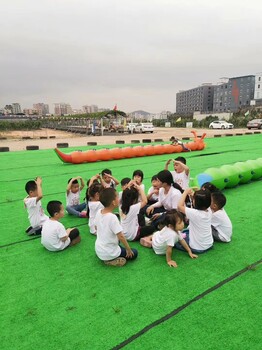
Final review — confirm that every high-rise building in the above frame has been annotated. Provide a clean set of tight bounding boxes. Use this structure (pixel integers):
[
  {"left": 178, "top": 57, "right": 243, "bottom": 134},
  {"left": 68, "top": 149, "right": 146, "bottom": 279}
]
[
  {"left": 176, "top": 84, "right": 214, "bottom": 115},
  {"left": 33, "top": 103, "right": 49, "bottom": 116},
  {"left": 82, "top": 105, "right": 92, "bottom": 113},
  {"left": 213, "top": 75, "right": 255, "bottom": 113},
  {"left": 254, "top": 72, "right": 262, "bottom": 100},
  {"left": 12, "top": 103, "right": 22, "bottom": 114},
  {"left": 54, "top": 103, "right": 72, "bottom": 116}
]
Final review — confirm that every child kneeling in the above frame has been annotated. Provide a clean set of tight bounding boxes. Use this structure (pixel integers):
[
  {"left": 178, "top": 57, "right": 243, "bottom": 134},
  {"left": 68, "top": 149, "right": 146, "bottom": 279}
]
[
  {"left": 140, "top": 210, "right": 197, "bottom": 267},
  {"left": 94, "top": 188, "right": 138, "bottom": 267},
  {"left": 41, "top": 201, "right": 81, "bottom": 252}
]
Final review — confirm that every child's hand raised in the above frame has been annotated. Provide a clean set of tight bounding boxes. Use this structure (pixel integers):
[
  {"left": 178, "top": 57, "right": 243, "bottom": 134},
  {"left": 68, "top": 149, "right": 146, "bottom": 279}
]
[{"left": 35, "top": 176, "right": 42, "bottom": 185}]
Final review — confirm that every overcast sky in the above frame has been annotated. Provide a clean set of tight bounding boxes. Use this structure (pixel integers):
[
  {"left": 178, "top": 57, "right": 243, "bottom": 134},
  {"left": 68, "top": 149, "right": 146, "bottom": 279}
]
[{"left": 1, "top": 0, "right": 262, "bottom": 113}]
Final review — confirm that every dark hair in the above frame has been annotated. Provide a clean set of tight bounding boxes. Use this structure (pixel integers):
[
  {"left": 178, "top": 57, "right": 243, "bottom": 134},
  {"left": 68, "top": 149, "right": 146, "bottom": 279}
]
[
  {"left": 68, "top": 178, "right": 78, "bottom": 185},
  {"left": 156, "top": 170, "right": 183, "bottom": 193},
  {"left": 121, "top": 177, "right": 131, "bottom": 186},
  {"left": 151, "top": 175, "right": 158, "bottom": 181},
  {"left": 163, "top": 209, "right": 184, "bottom": 229},
  {"left": 193, "top": 189, "right": 211, "bottom": 210},
  {"left": 133, "top": 169, "right": 144, "bottom": 181},
  {"left": 99, "top": 188, "right": 117, "bottom": 207},
  {"left": 201, "top": 182, "right": 218, "bottom": 193},
  {"left": 175, "top": 156, "right": 186, "bottom": 164},
  {"left": 101, "top": 169, "right": 112, "bottom": 176},
  {"left": 47, "top": 200, "right": 62, "bottom": 217},
  {"left": 121, "top": 187, "right": 139, "bottom": 215},
  {"left": 88, "top": 183, "right": 103, "bottom": 199},
  {"left": 25, "top": 180, "right": 37, "bottom": 194},
  {"left": 211, "top": 191, "right": 226, "bottom": 210}
]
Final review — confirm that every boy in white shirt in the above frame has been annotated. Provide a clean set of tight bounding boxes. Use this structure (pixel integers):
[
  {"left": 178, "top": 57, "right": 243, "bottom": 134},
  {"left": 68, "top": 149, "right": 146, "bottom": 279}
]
[
  {"left": 165, "top": 156, "right": 190, "bottom": 190},
  {"left": 94, "top": 188, "right": 138, "bottom": 267},
  {"left": 101, "top": 169, "right": 120, "bottom": 189},
  {"left": 24, "top": 177, "right": 48, "bottom": 235},
  {"left": 210, "top": 191, "right": 232, "bottom": 242},
  {"left": 41, "top": 200, "right": 81, "bottom": 252},
  {"left": 66, "top": 176, "right": 87, "bottom": 218},
  {"left": 177, "top": 188, "right": 213, "bottom": 253}
]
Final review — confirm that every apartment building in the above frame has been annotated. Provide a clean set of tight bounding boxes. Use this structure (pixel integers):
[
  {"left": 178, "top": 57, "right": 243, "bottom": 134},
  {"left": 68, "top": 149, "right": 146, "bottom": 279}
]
[
  {"left": 33, "top": 103, "right": 49, "bottom": 116},
  {"left": 54, "top": 103, "right": 73, "bottom": 116}
]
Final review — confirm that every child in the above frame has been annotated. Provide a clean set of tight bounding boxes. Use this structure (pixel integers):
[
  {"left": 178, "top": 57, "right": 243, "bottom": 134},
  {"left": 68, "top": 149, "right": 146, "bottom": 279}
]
[
  {"left": 210, "top": 191, "right": 232, "bottom": 242},
  {"left": 201, "top": 182, "right": 219, "bottom": 193},
  {"left": 24, "top": 177, "right": 48, "bottom": 235},
  {"left": 88, "top": 182, "right": 104, "bottom": 235},
  {"left": 41, "top": 200, "right": 81, "bottom": 252},
  {"left": 101, "top": 169, "right": 120, "bottom": 188},
  {"left": 94, "top": 188, "right": 138, "bottom": 267},
  {"left": 147, "top": 175, "right": 160, "bottom": 205},
  {"left": 165, "top": 156, "right": 190, "bottom": 190},
  {"left": 170, "top": 136, "right": 191, "bottom": 152},
  {"left": 66, "top": 176, "right": 87, "bottom": 218},
  {"left": 146, "top": 170, "right": 183, "bottom": 228},
  {"left": 177, "top": 188, "right": 213, "bottom": 253},
  {"left": 120, "top": 181, "right": 155, "bottom": 241},
  {"left": 132, "top": 169, "right": 145, "bottom": 192},
  {"left": 140, "top": 210, "right": 198, "bottom": 267},
  {"left": 118, "top": 177, "right": 131, "bottom": 204}
]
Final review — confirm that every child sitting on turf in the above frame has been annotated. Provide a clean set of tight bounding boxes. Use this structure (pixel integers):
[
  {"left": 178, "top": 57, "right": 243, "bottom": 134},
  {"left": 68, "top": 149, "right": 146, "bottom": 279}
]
[
  {"left": 132, "top": 169, "right": 145, "bottom": 192},
  {"left": 94, "top": 188, "right": 138, "bottom": 267},
  {"left": 210, "top": 191, "right": 232, "bottom": 242},
  {"left": 41, "top": 200, "right": 81, "bottom": 251},
  {"left": 147, "top": 175, "right": 160, "bottom": 205},
  {"left": 120, "top": 181, "right": 155, "bottom": 241},
  {"left": 66, "top": 176, "right": 87, "bottom": 218},
  {"left": 24, "top": 177, "right": 49, "bottom": 235},
  {"left": 88, "top": 182, "right": 104, "bottom": 235},
  {"left": 176, "top": 188, "right": 213, "bottom": 254},
  {"left": 201, "top": 182, "right": 219, "bottom": 193},
  {"left": 101, "top": 168, "right": 120, "bottom": 189},
  {"left": 118, "top": 177, "right": 131, "bottom": 204},
  {"left": 165, "top": 157, "right": 190, "bottom": 190},
  {"left": 140, "top": 210, "right": 198, "bottom": 267}
]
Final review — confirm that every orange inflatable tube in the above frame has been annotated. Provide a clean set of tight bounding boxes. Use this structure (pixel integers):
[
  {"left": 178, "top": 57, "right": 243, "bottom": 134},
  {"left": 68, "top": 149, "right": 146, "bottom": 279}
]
[{"left": 54, "top": 131, "right": 206, "bottom": 164}]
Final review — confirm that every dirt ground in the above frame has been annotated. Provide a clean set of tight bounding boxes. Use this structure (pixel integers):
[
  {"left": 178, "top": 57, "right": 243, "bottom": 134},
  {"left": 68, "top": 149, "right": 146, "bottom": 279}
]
[{"left": 0, "top": 127, "right": 257, "bottom": 151}]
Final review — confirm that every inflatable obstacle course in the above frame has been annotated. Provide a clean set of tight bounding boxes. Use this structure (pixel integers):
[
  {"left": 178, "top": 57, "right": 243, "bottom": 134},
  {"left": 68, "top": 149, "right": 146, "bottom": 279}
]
[
  {"left": 55, "top": 131, "right": 206, "bottom": 164},
  {"left": 192, "top": 158, "right": 262, "bottom": 190}
]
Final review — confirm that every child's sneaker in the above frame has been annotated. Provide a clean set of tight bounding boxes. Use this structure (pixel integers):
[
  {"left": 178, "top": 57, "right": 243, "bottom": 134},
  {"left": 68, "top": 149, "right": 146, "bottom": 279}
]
[
  {"left": 140, "top": 237, "right": 152, "bottom": 248},
  {"left": 79, "top": 211, "right": 88, "bottom": 218},
  {"left": 104, "top": 258, "right": 126, "bottom": 267},
  {"left": 25, "top": 226, "right": 42, "bottom": 236}
]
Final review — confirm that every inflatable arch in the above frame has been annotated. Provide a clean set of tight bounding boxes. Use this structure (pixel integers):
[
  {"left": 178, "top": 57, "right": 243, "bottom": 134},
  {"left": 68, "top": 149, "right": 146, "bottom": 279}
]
[{"left": 55, "top": 131, "right": 206, "bottom": 164}]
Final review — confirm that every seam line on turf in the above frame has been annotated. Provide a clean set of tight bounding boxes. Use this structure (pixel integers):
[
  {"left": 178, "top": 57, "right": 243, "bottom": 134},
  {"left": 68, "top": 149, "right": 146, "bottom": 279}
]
[{"left": 111, "top": 259, "right": 262, "bottom": 350}]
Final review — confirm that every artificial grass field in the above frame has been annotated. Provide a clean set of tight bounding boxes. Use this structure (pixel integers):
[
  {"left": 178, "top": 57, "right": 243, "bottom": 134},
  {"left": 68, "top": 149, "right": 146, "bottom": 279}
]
[{"left": 1, "top": 133, "right": 261, "bottom": 350}]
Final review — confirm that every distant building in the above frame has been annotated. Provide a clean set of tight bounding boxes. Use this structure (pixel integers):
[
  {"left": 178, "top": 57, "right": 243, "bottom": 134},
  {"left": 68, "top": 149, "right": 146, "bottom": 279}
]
[
  {"left": 176, "top": 84, "right": 214, "bottom": 115},
  {"left": 23, "top": 108, "right": 38, "bottom": 115},
  {"left": 213, "top": 75, "right": 255, "bottom": 113},
  {"left": 33, "top": 103, "right": 49, "bottom": 116},
  {"left": 12, "top": 103, "right": 22, "bottom": 114},
  {"left": 82, "top": 105, "right": 99, "bottom": 113},
  {"left": 54, "top": 103, "right": 72, "bottom": 116},
  {"left": 254, "top": 72, "right": 262, "bottom": 100}
]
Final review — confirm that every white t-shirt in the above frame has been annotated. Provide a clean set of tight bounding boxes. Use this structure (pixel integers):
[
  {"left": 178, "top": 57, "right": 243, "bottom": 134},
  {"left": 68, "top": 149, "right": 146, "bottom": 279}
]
[
  {"left": 24, "top": 196, "right": 48, "bottom": 228},
  {"left": 152, "top": 187, "right": 182, "bottom": 210},
  {"left": 66, "top": 190, "right": 81, "bottom": 206},
  {"left": 147, "top": 186, "right": 159, "bottom": 202},
  {"left": 211, "top": 209, "right": 232, "bottom": 242},
  {"left": 94, "top": 210, "right": 122, "bottom": 261},
  {"left": 88, "top": 201, "right": 104, "bottom": 234},
  {"left": 103, "top": 179, "right": 116, "bottom": 188},
  {"left": 185, "top": 207, "right": 213, "bottom": 251},
  {"left": 41, "top": 219, "right": 70, "bottom": 251},
  {"left": 120, "top": 202, "right": 141, "bottom": 241},
  {"left": 170, "top": 170, "right": 189, "bottom": 190},
  {"left": 152, "top": 226, "right": 183, "bottom": 255}
]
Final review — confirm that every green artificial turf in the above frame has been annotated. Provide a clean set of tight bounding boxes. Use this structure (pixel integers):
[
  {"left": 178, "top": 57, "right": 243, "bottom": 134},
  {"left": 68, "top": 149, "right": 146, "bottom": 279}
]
[{"left": 0, "top": 134, "right": 262, "bottom": 350}]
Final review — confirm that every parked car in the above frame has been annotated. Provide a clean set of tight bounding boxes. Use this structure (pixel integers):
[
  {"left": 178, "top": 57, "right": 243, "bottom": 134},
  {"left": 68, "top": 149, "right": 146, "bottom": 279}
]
[
  {"left": 246, "top": 119, "right": 262, "bottom": 129},
  {"left": 134, "top": 123, "right": 154, "bottom": 133},
  {"left": 126, "top": 123, "right": 138, "bottom": 133},
  {"left": 209, "top": 120, "right": 234, "bottom": 129}
]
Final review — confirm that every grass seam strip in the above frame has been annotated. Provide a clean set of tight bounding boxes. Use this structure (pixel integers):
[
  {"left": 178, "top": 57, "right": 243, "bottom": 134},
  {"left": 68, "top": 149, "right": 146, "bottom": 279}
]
[{"left": 111, "top": 259, "right": 262, "bottom": 350}]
